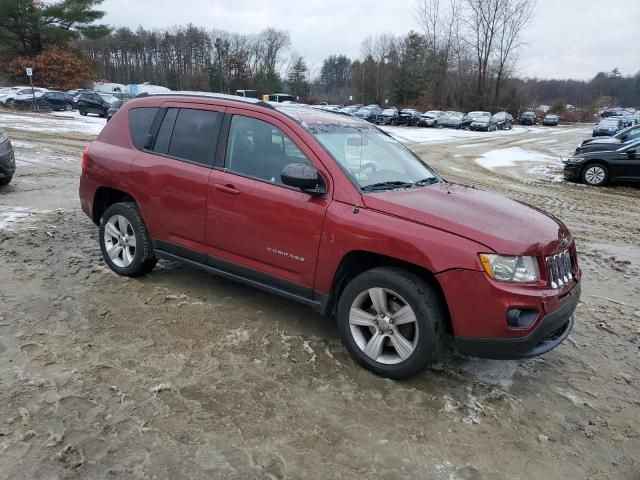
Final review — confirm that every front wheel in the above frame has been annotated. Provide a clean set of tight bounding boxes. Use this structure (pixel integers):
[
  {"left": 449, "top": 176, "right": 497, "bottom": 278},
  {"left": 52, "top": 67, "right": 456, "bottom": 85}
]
[
  {"left": 0, "top": 176, "right": 12, "bottom": 186},
  {"left": 79, "top": 109, "right": 87, "bottom": 116},
  {"left": 99, "top": 202, "right": 157, "bottom": 277},
  {"left": 64, "top": 103, "right": 73, "bottom": 111},
  {"left": 337, "top": 267, "right": 445, "bottom": 379},
  {"left": 582, "top": 163, "right": 608, "bottom": 187}
]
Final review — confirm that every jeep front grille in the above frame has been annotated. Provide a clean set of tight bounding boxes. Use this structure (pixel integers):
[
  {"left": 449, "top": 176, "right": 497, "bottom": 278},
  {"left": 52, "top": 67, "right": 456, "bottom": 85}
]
[{"left": 546, "top": 249, "right": 573, "bottom": 289}]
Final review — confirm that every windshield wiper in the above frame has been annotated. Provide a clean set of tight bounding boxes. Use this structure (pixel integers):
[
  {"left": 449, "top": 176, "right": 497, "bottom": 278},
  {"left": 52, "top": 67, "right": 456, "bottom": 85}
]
[
  {"left": 361, "top": 181, "right": 414, "bottom": 192},
  {"left": 413, "top": 177, "right": 439, "bottom": 186}
]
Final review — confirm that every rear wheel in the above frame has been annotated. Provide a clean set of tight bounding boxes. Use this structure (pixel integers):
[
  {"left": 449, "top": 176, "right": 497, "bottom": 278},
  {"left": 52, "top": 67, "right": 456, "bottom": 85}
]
[
  {"left": 582, "top": 163, "right": 608, "bottom": 186},
  {"left": 79, "top": 108, "right": 87, "bottom": 116},
  {"left": 337, "top": 267, "right": 445, "bottom": 379},
  {"left": 7, "top": 99, "right": 15, "bottom": 109},
  {"left": 99, "top": 202, "right": 157, "bottom": 277},
  {"left": 0, "top": 176, "right": 12, "bottom": 186}
]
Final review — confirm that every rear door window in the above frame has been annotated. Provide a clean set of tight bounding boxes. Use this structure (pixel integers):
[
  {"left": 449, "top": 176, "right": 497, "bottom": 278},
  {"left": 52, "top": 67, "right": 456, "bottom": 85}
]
[
  {"left": 128, "top": 107, "right": 159, "bottom": 150},
  {"left": 166, "top": 108, "right": 222, "bottom": 167}
]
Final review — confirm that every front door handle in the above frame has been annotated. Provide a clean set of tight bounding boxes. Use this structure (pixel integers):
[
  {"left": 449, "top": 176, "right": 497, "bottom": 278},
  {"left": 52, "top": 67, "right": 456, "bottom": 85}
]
[{"left": 214, "top": 183, "right": 241, "bottom": 195}]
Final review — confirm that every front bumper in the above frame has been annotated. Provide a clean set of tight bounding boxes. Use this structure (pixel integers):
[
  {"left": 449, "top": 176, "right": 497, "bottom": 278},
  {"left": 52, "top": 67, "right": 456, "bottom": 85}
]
[
  {"left": 455, "top": 283, "right": 580, "bottom": 359},
  {"left": 563, "top": 163, "right": 582, "bottom": 181},
  {"left": 0, "top": 140, "right": 16, "bottom": 178},
  {"left": 436, "top": 266, "right": 581, "bottom": 360}
]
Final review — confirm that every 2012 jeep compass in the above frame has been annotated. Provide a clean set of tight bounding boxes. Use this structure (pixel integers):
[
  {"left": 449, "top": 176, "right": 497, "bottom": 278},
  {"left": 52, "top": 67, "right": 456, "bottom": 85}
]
[{"left": 79, "top": 93, "right": 581, "bottom": 379}]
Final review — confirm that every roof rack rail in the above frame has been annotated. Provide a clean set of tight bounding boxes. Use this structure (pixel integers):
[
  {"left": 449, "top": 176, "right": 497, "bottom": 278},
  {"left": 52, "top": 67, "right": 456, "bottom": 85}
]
[{"left": 136, "top": 91, "right": 275, "bottom": 110}]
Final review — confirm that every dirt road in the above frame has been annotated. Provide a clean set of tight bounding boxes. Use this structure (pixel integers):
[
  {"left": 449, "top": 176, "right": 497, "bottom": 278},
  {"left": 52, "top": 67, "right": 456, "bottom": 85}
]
[{"left": 1, "top": 111, "right": 638, "bottom": 479}]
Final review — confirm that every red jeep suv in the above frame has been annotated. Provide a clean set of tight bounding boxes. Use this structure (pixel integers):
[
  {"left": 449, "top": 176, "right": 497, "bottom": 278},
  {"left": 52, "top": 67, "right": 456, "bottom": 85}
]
[{"left": 79, "top": 93, "right": 581, "bottom": 379}]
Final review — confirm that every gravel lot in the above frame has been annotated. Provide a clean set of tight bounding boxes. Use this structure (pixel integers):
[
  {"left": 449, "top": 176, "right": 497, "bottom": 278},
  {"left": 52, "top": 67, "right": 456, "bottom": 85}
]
[{"left": 1, "top": 111, "right": 639, "bottom": 480}]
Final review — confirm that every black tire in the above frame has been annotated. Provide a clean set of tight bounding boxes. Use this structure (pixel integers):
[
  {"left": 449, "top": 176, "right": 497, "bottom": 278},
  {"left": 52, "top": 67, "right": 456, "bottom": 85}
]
[
  {"left": 337, "top": 267, "right": 446, "bottom": 379},
  {"left": 581, "top": 163, "right": 609, "bottom": 187},
  {"left": 64, "top": 103, "right": 73, "bottom": 111},
  {"left": 7, "top": 99, "right": 15, "bottom": 109},
  {"left": 99, "top": 202, "right": 157, "bottom": 277},
  {"left": 79, "top": 109, "right": 87, "bottom": 116},
  {"left": 0, "top": 176, "right": 12, "bottom": 186}
]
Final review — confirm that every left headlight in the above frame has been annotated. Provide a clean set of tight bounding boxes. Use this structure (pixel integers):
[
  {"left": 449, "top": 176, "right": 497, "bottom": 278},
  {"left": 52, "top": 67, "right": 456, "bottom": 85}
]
[
  {"left": 0, "top": 131, "right": 8, "bottom": 144},
  {"left": 564, "top": 156, "right": 584, "bottom": 163},
  {"left": 479, "top": 254, "right": 540, "bottom": 283}
]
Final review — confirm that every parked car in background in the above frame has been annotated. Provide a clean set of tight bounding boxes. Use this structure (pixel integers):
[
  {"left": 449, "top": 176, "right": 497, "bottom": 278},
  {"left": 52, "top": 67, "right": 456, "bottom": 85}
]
[
  {"left": 579, "top": 124, "right": 640, "bottom": 151},
  {"left": 107, "top": 98, "right": 129, "bottom": 121},
  {"left": 354, "top": 106, "right": 381, "bottom": 123},
  {"left": 461, "top": 111, "right": 491, "bottom": 129},
  {"left": 267, "top": 93, "right": 296, "bottom": 103},
  {"left": 519, "top": 111, "right": 537, "bottom": 125},
  {"left": 469, "top": 113, "right": 498, "bottom": 131},
  {"left": 564, "top": 139, "right": 640, "bottom": 186},
  {"left": 78, "top": 92, "right": 119, "bottom": 117},
  {"left": 398, "top": 109, "right": 421, "bottom": 126},
  {"left": 418, "top": 110, "right": 445, "bottom": 127},
  {"left": 339, "top": 106, "right": 359, "bottom": 116},
  {"left": 576, "top": 136, "right": 640, "bottom": 155},
  {"left": 592, "top": 118, "right": 623, "bottom": 137},
  {"left": 377, "top": 108, "right": 399, "bottom": 125},
  {"left": 492, "top": 111, "right": 514, "bottom": 130},
  {"left": 438, "top": 112, "right": 465, "bottom": 129},
  {"left": 543, "top": 114, "right": 559, "bottom": 126},
  {"left": 14, "top": 91, "right": 74, "bottom": 111},
  {"left": 80, "top": 92, "right": 581, "bottom": 379},
  {"left": 0, "top": 87, "right": 48, "bottom": 108},
  {"left": 0, "top": 127, "right": 15, "bottom": 186},
  {"left": 69, "top": 89, "right": 93, "bottom": 109}
]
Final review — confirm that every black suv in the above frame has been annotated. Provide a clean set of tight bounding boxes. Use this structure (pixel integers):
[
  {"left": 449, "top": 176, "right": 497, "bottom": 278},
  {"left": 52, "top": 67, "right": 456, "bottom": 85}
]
[
  {"left": 519, "top": 111, "right": 537, "bottom": 125},
  {"left": 398, "top": 109, "right": 421, "bottom": 126},
  {"left": 78, "top": 92, "right": 119, "bottom": 118}
]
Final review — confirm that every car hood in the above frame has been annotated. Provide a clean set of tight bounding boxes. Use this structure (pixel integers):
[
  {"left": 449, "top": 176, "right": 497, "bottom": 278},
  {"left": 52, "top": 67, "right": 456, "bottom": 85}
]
[{"left": 362, "top": 183, "right": 569, "bottom": 255}]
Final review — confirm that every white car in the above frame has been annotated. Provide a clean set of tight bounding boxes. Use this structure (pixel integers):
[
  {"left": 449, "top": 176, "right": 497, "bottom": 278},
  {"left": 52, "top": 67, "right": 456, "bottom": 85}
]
[{"left": 0, "top": 86, "right": 48, "bottom": 108}]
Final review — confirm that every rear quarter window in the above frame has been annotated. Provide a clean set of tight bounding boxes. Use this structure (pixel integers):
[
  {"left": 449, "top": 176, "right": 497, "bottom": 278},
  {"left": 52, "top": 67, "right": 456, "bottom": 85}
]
[{"left": 128, "top": 107, "right": 159, "bottom": 150}]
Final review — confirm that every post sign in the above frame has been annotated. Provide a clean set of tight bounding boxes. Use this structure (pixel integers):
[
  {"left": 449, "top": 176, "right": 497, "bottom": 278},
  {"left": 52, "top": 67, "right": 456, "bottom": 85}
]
[{"left": 26, "top": 68, "right": 33, "bottom": 77}]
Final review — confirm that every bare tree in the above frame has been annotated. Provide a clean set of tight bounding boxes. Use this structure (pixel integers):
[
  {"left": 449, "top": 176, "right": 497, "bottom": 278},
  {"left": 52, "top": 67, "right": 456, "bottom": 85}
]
[{"left": 492, "top": 0, "right": 536, "bottom": 108}]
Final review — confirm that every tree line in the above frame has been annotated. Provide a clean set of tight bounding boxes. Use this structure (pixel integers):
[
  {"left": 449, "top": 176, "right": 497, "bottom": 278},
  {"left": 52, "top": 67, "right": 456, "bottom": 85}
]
[{"left": 1, "top": 0, "right": 639, "bottom": 112}]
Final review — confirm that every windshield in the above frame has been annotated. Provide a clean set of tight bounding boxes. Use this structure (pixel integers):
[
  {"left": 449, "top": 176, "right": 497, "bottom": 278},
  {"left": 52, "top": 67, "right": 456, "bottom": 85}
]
[{"left": 308, "top": 123, "right": 439, "bottom": 190}]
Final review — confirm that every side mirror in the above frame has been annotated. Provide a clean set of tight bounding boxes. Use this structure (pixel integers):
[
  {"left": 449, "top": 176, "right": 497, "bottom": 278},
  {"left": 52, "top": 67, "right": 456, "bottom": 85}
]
[{"left": 281, "top": 163, "right": 325, "bottom": 195}]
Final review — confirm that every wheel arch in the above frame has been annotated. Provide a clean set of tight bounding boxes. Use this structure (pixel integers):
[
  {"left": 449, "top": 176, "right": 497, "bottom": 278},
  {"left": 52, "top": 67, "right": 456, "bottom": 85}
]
[
  {"left": 325, "top": 250, "right": 453, "bottom": 335},
  {"left": 92, "top": 186, "right": 138, "bottom": 224}
]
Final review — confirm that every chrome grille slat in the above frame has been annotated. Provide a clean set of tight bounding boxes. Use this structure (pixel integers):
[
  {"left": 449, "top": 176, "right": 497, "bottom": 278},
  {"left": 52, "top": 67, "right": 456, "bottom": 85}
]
[{"left": 546, "top": 249, "right": 573, "bottom": 289}]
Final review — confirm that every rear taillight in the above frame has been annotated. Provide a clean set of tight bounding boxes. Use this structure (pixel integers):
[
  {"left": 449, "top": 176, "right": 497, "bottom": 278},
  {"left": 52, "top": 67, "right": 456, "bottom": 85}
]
[{"left": 81, "top": 144, "right": 90, "bottom": 176}]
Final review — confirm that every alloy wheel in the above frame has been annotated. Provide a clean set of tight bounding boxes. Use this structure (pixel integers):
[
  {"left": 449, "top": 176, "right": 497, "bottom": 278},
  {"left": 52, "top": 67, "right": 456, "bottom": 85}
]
[
  {"left": 349, "top": 288, "right": 419, "bottom": 365},
  {"left": 584, "top": 166, "right": 606, "bottom": 185},
  {"left": 103, "top": 215, "right": 137, "bottom": 268}
]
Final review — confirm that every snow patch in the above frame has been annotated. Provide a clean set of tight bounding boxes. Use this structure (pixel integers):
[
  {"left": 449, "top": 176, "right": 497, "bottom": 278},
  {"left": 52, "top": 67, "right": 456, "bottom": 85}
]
[
  {"left": 475, "top": 147, "right": 561, "bottom": 170},
  {"left": 382, "top": 125, "right": 525, "bottom": 145},
  {"left": 0, "top": 207, "right": 32, "bottom": 230},
  {"left": 0, "top": 111, "right": 104, "bottom": 136}
]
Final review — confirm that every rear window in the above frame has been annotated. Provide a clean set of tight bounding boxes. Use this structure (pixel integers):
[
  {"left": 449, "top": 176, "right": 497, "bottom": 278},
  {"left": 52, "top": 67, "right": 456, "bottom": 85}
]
[{"left": 128, "top": 107, "right": 159, "bottom": 150}]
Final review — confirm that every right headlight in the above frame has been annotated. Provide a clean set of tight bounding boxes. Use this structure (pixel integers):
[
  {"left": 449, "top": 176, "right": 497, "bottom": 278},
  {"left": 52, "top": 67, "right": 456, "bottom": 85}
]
[{"left": 479, "top": 254, "right": 540, "bottom": 283}]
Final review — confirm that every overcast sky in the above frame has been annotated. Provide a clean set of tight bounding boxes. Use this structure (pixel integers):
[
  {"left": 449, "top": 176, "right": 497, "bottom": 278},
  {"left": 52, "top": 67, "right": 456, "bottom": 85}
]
[{"left": 99, "top": 0, "right": 639, "bottom": 80}]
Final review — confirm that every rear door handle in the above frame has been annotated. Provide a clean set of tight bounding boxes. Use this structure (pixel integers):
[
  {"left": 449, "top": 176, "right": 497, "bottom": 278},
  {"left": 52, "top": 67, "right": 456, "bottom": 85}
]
[{"left": 214, "top": 183, "right": 241, "bottom": 195}]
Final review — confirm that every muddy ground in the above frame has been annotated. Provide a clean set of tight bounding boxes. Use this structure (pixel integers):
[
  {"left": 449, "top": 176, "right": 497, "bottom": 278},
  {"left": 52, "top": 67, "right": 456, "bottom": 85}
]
[{"left": 0, "top": 111, "right": 639, "bottom": 480}]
